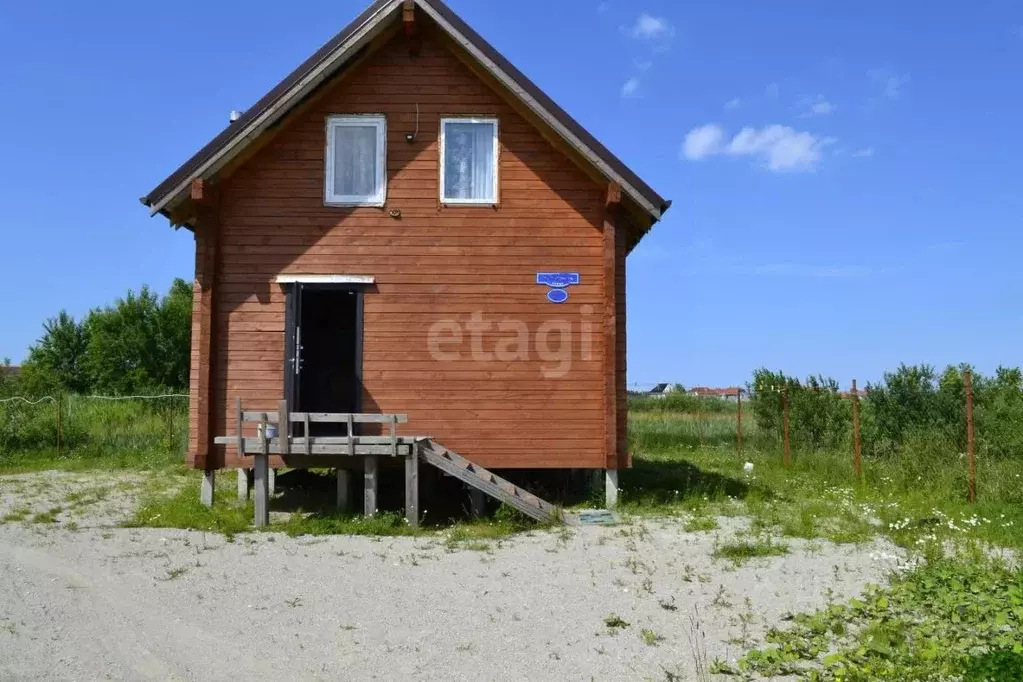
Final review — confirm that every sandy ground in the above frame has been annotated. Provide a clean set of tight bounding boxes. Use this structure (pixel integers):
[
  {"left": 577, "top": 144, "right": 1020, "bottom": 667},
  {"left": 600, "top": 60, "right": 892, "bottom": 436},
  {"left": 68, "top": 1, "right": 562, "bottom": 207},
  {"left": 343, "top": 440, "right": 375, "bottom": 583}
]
[{"left": 0, "top": 472, "right": 910, "bottom": 681}]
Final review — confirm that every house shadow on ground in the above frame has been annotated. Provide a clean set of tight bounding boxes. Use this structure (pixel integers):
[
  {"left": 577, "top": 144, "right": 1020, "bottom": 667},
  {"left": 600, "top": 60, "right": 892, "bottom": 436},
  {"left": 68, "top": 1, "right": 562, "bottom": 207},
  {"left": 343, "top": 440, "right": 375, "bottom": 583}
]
[
  {"left": 268, "top": 464, "right": 587, "bottom": 524},
  {"left": 620, "top": 455, "right": 758, "bottom": 507},
  {"left": 265, "top": 454, "right": 761, "bottom": 522}
]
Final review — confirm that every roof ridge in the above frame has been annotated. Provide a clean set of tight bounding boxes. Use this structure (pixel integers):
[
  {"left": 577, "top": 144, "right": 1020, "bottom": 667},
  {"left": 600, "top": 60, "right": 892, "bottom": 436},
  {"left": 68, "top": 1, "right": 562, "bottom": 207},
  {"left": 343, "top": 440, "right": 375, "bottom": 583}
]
[{"left": 142, "top": 0, "right": 669, "bottom": 225}]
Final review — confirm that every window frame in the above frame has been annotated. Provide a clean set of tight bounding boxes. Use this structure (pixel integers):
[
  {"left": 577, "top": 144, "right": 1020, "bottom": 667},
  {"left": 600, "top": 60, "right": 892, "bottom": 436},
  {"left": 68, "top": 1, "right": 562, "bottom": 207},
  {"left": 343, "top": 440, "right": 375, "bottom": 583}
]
[
  {"left": 324, "top": 114, "right": 387, "bottom": 207},
  {"left": 439, "top": 117, "right": 500, "bottom": 206}
]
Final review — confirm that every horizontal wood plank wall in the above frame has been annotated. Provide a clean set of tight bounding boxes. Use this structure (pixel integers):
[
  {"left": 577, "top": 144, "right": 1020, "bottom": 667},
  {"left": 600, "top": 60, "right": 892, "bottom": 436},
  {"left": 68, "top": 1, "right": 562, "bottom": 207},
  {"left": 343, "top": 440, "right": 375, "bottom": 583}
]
[{"left": 213, "top": 28, "right": 610, "bottom": 470}]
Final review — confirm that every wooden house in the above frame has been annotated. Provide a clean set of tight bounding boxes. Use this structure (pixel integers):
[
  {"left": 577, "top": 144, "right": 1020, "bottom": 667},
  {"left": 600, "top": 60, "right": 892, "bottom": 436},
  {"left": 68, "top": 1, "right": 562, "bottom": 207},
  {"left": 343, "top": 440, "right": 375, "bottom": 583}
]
[{"left": 141, "top": 0, "right": 670, "bottom": 522}]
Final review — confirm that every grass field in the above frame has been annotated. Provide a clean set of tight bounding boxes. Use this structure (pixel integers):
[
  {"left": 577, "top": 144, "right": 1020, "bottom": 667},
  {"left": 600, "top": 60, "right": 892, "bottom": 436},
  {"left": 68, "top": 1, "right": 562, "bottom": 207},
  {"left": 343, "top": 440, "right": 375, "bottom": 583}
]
[
  {"left": 625, "top": 410, "right": 1023, "bottom": 551},
  {"left": 624, "top": 410, "right": 1023, "bottom": 680},
  {"left": 3, "top": 400, "right": 1023, "bottom": 678},
  {"left": 0, "top": 397, "right": 186, "bottom": 473}
]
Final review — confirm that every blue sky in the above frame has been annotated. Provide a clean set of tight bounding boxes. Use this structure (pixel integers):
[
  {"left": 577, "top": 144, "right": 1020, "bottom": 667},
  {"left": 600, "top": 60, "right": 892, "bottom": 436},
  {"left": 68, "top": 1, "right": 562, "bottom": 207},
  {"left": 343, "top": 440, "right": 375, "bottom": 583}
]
[{"left": 1, "top": 0, "right": 1021, "bottom": 389}]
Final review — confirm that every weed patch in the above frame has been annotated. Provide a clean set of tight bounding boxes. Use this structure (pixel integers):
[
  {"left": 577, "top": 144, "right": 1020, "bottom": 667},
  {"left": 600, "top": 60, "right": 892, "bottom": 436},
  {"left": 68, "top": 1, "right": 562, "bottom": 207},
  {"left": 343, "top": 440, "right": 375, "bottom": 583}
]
[
  {"left": 683, "top": 515, "right": 718, "bottom": 533},
  {"left": 712, "top": 536, "right": 788, "bottom": 566},
  {"left": 722, "top": 553, "right": 1023, "bottom": 680},
  {"left": 1, "top": 507, "right": 31, "bottom": 523},
  {"left": 30, "top": 506, "right": 62, "bottom": 524},
  {"left": 604, "top": 613, "right": 630, "bottom": 630}
]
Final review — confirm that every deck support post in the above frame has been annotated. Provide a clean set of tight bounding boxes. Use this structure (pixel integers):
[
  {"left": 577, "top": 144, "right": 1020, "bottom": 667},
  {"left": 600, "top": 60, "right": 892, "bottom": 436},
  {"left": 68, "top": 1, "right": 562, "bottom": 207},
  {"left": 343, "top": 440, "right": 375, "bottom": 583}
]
[
  {"left": 337, "top": 468, "right": 351, "bottom": 512},
  {"left": 200, "top": 470, "right": 215, "bottom": 508},
  {"left": 405, "top": 452, "right": 419, "bottom": 528},
  {"left": 605, "top": 469, "right": 619, "bottom": 508},
  {"left": 469, "top": 487, "right": 486, "bottom": 517},
  {"left": 254, "top": 414, "right": 270, "bottom": 528},
  {"left": 236, "top": 468, "right": 250, "bottom": 501},
  {"left": 253, "top": 456, "right": 269, "bottom": 527},
  {"left": 364, "top": 456, "right": 378, "bottom": 517}
]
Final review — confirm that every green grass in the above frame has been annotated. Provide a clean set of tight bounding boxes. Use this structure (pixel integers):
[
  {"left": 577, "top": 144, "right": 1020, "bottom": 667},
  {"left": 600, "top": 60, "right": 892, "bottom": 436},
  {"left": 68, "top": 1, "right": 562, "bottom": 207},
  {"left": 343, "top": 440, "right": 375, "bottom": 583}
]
[
  {"left": 0, "top": 447, "right": 182, "bottom": 475},
  {"left": 125, "top": 470, "right": 542, "bottom": 541},
  {"left": 624, "top": 411, "right": 1023, "bottom": 551},
  {"left": 0, "top": 398, "right": 186, "bottom": 474},
  {"left": 682, "top": 515, "right": 719, "bottom": 532},
  {"left": 721, "top": 548, "right": 1023, "bottom": 681},
  {"left": 30, "top": 506, "right": 62, "bottom": 524},
  {"left": 712, "top": 535, "right": 788, "bottom": 565},
  {"left": 627, "top": 409, "right": 1023, "bottom": 680},
  {"left": 1, "top": 507, "right": 31, "bottom": 523}
]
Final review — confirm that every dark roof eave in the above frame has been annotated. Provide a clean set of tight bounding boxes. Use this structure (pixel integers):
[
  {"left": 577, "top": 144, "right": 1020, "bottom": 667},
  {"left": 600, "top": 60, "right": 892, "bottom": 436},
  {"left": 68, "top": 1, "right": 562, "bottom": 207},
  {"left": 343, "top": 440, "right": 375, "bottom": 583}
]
[{"left": 141, "top": 0, "right": 670, "bottom": 222}]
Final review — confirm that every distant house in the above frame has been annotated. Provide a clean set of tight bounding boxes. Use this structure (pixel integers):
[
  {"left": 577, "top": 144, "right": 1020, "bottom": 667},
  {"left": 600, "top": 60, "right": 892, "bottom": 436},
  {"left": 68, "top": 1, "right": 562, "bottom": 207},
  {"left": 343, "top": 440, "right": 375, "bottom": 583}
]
[
  {"left": 648, "top": 383, "right": 678, "bottom": 398},
  {"left": 688, "top": 387, "right": 743, "bottom": 402}
]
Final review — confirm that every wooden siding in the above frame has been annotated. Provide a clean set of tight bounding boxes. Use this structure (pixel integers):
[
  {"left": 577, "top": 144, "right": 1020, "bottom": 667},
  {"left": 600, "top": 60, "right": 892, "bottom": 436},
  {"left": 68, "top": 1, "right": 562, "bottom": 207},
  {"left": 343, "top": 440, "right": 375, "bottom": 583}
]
[{"left": 192, "top": 27, "right": 618, "bottom": 470}]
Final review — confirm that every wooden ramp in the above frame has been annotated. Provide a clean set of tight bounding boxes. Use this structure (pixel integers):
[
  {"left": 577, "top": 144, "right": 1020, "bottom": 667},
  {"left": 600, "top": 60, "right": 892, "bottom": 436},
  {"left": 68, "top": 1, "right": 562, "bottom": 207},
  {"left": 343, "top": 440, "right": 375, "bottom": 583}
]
[{"left": 418, "top": 440, "right": 561, "bottom": 524}]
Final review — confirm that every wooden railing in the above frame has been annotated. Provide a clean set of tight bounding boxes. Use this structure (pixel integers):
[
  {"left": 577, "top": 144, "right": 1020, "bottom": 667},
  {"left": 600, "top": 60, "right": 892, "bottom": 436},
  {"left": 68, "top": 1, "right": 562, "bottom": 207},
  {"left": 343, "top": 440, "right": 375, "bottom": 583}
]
[
  {"left": 212, "top": 398, "right": 414, "bottom": 457},
  {"left": 213, "top": 398, "right": 415, "bottom": 527}
]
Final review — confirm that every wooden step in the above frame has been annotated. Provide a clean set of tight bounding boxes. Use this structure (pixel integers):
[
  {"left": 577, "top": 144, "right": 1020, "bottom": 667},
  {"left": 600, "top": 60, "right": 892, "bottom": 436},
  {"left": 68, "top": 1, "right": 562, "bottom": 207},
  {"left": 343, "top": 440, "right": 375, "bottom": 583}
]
[{"left": 417, "top": 440, "right": 560, "bottom": 523}]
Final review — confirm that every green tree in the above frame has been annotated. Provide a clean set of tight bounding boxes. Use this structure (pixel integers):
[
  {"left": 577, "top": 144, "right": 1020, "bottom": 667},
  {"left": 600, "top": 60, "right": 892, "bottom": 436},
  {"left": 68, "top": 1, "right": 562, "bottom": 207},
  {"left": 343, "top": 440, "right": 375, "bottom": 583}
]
[
  {"left": 85, "top": 281, "right": 192, "bottom": 395},
  {"left": 17, "top": 280, "right": 192, "bottom": 397},
  {"left": 155, "top": 278, "right": 193, "bottom": 390},
  {"left": 750, "top": 368, "right": 850, "bottom": 452},
  {"left": 19, "top": 311, "right": 90, "bottom": 394},
  {"left": 0, "top": 357, "right": 14, "bottom": 396}
]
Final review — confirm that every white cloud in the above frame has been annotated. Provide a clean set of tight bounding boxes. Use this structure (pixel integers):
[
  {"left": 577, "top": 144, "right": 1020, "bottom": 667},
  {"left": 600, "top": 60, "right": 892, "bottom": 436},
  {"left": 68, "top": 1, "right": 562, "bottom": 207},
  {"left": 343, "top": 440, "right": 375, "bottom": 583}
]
[
  {"left": 883, "top": 75, "right": 909, "bottom": 99},
  {"left": 621, "top": 77, "right": 641, "bottom": 98},
  {"left": 634, "top": 58, "right": 653, "bottom": 72},
  {"left": 682, "top": 124, "right": 726, "bottom": 160},
  {"left": 852, "top": 146, "right": 875, "bottom": 158},
  {"left": 626, "top": 13, "right": 675, "bottom": 42},
  {"left": 811, "top": 101, "right": 835, "bottom": 115},
  {"left": 869, "top": 68, "right": 910, "bottom": 100},
  {"left": 724, "top": 97, "right": 741, "bottom": 110},
  {"left": 765, "top": 82, "right": 780, "bottom": 99},
  {"left": 799, "top": 95, "right": 836, "bottom": 117},
  {"left": 682, "top": 123, "right": 834, "bottom": 172}
]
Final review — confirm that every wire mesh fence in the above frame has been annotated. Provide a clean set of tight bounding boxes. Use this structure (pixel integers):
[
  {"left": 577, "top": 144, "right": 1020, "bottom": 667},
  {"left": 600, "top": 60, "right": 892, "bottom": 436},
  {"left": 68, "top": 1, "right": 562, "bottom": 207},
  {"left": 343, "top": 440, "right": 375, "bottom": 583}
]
[
  {"left": 629, "top": 367, "right": 1023, "bottom": 504},
  {"left": 0, "top": 394, "right": 188, "bottom": 468}
]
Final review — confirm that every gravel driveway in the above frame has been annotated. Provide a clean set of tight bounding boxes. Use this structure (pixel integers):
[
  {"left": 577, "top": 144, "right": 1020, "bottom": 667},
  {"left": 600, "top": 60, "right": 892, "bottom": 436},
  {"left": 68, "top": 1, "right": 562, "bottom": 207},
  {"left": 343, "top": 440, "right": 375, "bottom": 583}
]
[{"left": 0, "top": 472, "right": 908, "bottom": 681}]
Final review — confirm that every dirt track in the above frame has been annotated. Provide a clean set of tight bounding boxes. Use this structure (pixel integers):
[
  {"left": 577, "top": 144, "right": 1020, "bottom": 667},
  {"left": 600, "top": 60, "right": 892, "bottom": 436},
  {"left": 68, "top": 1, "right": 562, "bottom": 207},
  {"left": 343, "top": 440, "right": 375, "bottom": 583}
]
[{"left": 0, "top": 472, "right": 908, "bottom": 681}]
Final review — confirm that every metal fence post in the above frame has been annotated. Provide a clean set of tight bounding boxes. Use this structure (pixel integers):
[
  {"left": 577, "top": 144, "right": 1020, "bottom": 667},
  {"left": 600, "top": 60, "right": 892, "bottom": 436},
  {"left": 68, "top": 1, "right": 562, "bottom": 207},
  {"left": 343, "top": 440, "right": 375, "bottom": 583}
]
[
  {"left": 852, "top": 379, "right": 862, "bottom": 479},
  {"left": 736, "top": 389, "right": 743, "bottom": 455},
  {"left": 697, "top": 396, "right": 704, "bottom": 448},
  {"left": 965, "top": 369, "right": 976, "bottom": 503},
  {"left": 56, "top": 394, "right": 62, "bottom": 458},
  {"left": 782, "top": 386, "right": 791, "bottom": 467}
]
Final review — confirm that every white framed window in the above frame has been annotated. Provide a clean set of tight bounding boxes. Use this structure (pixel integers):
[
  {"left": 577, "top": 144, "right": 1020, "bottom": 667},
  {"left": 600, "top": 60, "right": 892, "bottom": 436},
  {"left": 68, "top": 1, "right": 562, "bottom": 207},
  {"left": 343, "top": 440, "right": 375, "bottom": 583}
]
[
  {"left": 440, "top": 117, "right": 499, "bottom": 204},
  {"left": 325, "top": 115, "right": 387, "bottom": 206}
]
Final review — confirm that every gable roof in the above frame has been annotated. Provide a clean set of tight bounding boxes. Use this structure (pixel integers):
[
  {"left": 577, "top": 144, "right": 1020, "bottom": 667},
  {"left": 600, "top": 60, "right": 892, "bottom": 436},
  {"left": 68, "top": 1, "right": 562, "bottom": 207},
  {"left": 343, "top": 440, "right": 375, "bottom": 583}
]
[{"left": 141, "top": 0, "right": 670, "bottom": 225}]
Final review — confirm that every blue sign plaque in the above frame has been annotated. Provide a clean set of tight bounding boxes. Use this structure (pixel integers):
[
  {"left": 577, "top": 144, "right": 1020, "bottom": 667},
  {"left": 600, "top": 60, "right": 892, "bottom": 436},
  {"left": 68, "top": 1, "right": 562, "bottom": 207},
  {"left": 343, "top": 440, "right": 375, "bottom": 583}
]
[
  {"left": 537, "top": 272, "right": 580, "bottom": 303},
  {"left": 547, "top": 288, "right": 569, "bottom": 304},
  {"left": 536, "top": 272, "right": 581, "bottom": 288}
]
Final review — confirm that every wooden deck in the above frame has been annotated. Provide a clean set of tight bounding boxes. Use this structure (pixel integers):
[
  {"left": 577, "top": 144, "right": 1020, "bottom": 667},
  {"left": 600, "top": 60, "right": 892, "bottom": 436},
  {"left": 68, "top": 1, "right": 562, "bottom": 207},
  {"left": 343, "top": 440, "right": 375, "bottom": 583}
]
[
  {"left": 213, "top": 436, "right": 415, "bottom": 457},
  {"left": 214, "top": 398, "right": 561, "bottom": 528}
]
